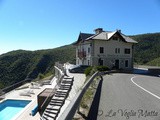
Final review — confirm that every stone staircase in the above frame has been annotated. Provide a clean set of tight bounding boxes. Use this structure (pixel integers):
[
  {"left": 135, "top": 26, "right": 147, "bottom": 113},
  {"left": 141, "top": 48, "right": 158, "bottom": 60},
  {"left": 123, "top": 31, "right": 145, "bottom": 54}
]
[{"left": 40, "top": 76, "right": 74, "bottom": 120}]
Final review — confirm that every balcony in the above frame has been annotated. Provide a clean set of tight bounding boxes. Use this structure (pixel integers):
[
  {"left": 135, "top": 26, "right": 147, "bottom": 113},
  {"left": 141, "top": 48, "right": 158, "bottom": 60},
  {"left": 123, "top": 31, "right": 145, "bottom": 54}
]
[{"left": 78, "top": 51, "right": 86, "bottom": 59}]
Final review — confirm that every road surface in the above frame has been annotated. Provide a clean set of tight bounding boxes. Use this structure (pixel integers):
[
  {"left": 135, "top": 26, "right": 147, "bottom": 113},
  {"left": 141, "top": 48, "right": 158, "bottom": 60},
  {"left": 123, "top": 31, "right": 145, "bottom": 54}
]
[{"left": 97, "top": 73, "right": 160, "bottom": 120}]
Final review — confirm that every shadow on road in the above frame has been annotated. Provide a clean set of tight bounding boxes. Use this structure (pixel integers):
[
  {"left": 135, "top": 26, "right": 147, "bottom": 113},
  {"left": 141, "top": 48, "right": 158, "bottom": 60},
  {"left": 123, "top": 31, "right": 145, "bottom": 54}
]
[
  {"left": 133, "top": 68, "right": 160, "bottom": 77},
  {"left": 133, "top": 68, "right": 149, "bottom": 75},
  {"left": 87, "top": 77, "right": 103, "bottom": 120}
]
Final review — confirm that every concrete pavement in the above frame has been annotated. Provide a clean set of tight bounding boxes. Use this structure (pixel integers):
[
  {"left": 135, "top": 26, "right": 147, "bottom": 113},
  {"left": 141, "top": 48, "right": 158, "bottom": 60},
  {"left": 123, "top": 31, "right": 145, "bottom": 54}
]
[{"left": 97, "top": 73, "right": 160, "bottom": 120}]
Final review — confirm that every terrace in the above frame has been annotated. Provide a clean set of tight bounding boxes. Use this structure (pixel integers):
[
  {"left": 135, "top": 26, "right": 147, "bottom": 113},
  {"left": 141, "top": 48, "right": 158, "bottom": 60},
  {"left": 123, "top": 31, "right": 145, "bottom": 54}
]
[{"left": 0, "top": 63, "right": 86, "bottom": 120}]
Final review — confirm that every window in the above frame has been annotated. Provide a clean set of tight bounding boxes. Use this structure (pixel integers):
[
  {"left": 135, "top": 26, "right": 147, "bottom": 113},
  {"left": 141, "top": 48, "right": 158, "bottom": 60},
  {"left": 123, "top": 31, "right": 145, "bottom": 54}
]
[
  {"left": 115, "top": 48, "right": 120, "bottom": 54},
  {"left": 100, "top": 47, "right": 104, "bottom": 53},
  {"left": 88, "top": 47, "right": 90, "bottom": 53},
  {"left": 125, "top": 60, "right": 129, "bottom": 68},
  {"left": 88, "top": 60, "right": 90, "bottom": 65},
  {"left": 118, "top": 48, "right": 120, "bottom": 53},
  {"left": 115, "top": 48, "right": 117, "bottom": 53},
  {"left": 125, "top": 49, "right": 130, "bottom": 54}
]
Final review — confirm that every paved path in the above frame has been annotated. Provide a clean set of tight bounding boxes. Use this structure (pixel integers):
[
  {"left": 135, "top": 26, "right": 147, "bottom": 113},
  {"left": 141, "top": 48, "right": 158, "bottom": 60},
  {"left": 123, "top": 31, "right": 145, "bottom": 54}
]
[{"left": 97, "top": 73, "right": 160, "bottom": 120}]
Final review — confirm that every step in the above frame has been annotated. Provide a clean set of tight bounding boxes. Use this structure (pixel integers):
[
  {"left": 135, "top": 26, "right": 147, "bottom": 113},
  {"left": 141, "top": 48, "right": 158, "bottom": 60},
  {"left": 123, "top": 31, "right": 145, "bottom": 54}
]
[
  {"left": 49, "top": 102, "right": 63, "bottom": 106},
  {"left": 50, "top": 100, "right": 64, "bottom": 104},
  {"left": 55, "top": 91, "right": 68, "bottom": 94},
  {"left": 52, "top": 96, "right": 65, "bottom": 101},
  {"left": 43, "top": 112, "right": 56, "bottom": 119},
  {"left": 60, "top": 83, "right": 72, "bottom": 86},
  {"left": 62, "top": 79, "right": 73, "bottom": 82},
  {"left": 50, "top": 99, "right": 64, "bottom": 103},
  {"left": 55, "top": 93, "right": 67, "bottom": 97},
  {"left": 63, "top": 76, "right": 74, "bottom": 79},
  {"left": 41, "top": 115, "right": 48, "bottom": 120},
  {"left": 59, "top": 86, "right": 71, "bottom": 88},
  {"left": 55, "top": 94, "right": 67, "bottom": 98},
  {"left": 46, "top": 105, "right": 61, "bottom": 111},
  {"left": 59, "top": 88, "right": 70, "bottom": 91},
  {"left": 50, "top": 100, "right": 64, "bottom": 105},
  {"left": 61, "top": 81, "right": 73, "bottom": 84},
  {"left": 56, "top": 90, "right": 68, "bottom": 93},
  {"left": 45, "top": 110, "right": 59, "bottom": 115}
]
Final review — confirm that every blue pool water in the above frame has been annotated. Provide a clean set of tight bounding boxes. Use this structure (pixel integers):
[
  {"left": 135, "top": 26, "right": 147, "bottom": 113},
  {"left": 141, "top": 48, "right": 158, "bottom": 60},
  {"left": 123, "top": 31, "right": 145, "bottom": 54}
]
[{"left": 0, "top": 99, "right": 31, "bottom": 120}]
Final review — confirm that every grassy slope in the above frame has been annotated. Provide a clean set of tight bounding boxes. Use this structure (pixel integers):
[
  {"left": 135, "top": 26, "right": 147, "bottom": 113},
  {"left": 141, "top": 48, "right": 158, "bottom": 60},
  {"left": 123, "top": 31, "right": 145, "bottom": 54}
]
[
  {"left": 0, "top": 32, "right": 160, "bottom": 88},
  {"left": 131, "top": 32, "right": 160, "bottom": 65},
  {"left": 0, "top": 45, "right": 76, "bottom": 88}
]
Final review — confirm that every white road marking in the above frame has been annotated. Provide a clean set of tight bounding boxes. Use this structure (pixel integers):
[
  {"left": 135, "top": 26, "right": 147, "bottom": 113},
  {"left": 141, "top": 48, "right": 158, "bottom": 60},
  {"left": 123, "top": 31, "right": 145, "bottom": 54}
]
[{"left": 131, "top": 76, "right": 160, "bottom": 100}]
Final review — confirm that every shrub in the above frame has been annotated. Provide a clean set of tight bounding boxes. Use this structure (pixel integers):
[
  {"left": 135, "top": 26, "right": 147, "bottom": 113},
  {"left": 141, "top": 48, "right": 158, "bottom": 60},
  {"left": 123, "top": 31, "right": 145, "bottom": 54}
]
[
  {"left": 96, "top": 66, "right": 109, "bottom": 71},
  {"left": 38, "top": 73, "right": 45, "bottom": 79},
  {"left": 84, "top": 66, "right": 93, "bottom": 76},
  {"left": 84, "top": 66, "right": 109, "bottom": 76}
]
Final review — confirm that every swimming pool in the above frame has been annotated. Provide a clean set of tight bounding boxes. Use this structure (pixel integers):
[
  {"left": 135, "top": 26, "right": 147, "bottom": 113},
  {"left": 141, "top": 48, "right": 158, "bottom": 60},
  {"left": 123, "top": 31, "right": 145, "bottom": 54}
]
[{"left": 0, "top": 99, "right": 31, "bottom": 120}]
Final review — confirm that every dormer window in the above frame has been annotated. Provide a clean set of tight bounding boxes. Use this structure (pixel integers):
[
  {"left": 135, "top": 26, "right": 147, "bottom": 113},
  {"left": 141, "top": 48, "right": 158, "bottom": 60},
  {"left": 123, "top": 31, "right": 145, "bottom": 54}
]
[{"left": 113, "top": 36, "right": 118, "bottom": 40}]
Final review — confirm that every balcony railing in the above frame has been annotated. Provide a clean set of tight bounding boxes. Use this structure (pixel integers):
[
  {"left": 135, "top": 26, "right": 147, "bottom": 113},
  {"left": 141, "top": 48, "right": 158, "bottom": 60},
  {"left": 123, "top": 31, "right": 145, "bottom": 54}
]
[{"left": 78, "top": 51, "right": 86, "bottom": 59}]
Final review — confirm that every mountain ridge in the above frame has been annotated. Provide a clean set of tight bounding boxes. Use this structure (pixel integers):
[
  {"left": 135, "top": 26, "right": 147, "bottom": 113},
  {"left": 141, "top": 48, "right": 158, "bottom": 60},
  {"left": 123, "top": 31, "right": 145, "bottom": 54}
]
[
  {"left": 0, "top": 45, "right": 76, "bottom": 89},
  {"left": 0, "top": 32, "right": 160, "bottom": 89}
]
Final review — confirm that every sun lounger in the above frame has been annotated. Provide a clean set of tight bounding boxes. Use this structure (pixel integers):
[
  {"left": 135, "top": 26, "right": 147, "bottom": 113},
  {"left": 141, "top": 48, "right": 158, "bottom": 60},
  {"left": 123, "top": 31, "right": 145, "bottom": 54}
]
[
  {"left": 30, "top": 85, "right": 40, "bottom": 89},
  {"left": 19, "top": 89, "right": 34, "bottom": 96},
  {"left": 19, "top": 91, "right": 31, "bottom": 97},
  {"left": 24, "top": 89, "right": 34, "bottom": 94}
]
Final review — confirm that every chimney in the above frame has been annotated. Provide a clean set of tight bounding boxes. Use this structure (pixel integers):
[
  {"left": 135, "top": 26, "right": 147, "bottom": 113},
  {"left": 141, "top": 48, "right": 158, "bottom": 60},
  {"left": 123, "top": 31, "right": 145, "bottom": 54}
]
[
  {"left": 94, "top": 28, "right": 103, "bottom": 34},
  {"left": 117, "top": 29, "right": 121, "bottom": 33}
]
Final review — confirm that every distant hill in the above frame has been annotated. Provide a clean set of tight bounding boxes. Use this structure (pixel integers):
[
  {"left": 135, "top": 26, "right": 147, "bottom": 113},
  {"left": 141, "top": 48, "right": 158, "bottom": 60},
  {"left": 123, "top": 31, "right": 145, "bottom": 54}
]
[
  {"left": 146, "top": 57, "right": 160, "bottom": 66},
  {"left": 131, "top": 33, "right": 160, "bottom": 65},
  {"left": 0, "top": 32, "right": 160, "bottom": 89},
  {"left": 0, "top": 45, "right": 76, "bottom": 89}
]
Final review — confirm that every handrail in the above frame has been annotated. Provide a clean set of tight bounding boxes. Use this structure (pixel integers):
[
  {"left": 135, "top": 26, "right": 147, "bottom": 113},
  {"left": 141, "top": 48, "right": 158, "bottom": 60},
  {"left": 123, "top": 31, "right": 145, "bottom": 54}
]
[
  {"left": 55, "top": 62, "right": 64, "bottom": 72},
  {"left": 57, "top": 71, "right": 99, "bottom": 120},
  {"left": 0, "top": 78, "right": 32, "bottom": 94},
  {"left": 54, "top": 66, "right": 64, "bottom": 85}
]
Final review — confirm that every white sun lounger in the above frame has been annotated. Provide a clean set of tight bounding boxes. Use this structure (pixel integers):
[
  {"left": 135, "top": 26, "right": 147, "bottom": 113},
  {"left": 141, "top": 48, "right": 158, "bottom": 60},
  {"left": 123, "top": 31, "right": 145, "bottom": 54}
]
[
  {"left": 24, "top": 89, "right": 34, "bottom": 94},
  {"left": 30, "top": 85, "right": 40, "bottom": 89},
  {"left": 19, "top": 89, "right": 34, "bottom": 96},
  {"left": 19, "top": 91, "right": 31, "bottom": 97}
]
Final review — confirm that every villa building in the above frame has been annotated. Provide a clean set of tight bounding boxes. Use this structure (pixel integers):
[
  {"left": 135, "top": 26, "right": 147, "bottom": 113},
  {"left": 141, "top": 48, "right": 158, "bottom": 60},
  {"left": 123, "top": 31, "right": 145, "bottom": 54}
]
[{"left": 74, "top": 28, "right": 138, "bottom": 70}]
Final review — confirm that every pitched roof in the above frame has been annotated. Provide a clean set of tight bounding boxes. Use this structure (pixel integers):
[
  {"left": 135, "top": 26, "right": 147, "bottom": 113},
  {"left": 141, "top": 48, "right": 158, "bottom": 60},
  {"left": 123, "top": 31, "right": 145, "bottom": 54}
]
[
  {"left": 74, "top": 30, "right": 137, "bottom": 45},
  {"left": 121, "top": 34, "right": 138, "bottom": 43},
  {"left": 80, "top": 33, "right": 94, "bottom": 40},
  {"left": 73, "top": 33, "right": 94, "bottom": 45}
]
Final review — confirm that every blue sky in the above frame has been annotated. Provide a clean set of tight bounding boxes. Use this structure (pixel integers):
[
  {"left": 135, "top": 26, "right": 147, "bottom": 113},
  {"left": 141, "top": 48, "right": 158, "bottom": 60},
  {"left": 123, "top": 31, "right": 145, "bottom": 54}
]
[{"left": 0, "top": 0, "right": 160, "bottom": 54}]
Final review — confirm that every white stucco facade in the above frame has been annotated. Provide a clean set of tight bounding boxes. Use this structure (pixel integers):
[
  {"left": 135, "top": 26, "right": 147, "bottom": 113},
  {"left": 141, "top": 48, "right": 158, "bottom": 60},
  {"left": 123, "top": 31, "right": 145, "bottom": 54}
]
[{"left": 75, "top": 29, "right": 137, "bottom": 70}]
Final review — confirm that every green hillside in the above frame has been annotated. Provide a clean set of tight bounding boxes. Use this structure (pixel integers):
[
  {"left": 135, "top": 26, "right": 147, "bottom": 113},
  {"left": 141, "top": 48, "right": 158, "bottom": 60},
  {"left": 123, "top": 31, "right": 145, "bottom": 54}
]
[
  {"left": 131, "top": 33, "right": 160, "bottom": 65},
  {"left": 0, "top": 45, "right": 76, "bottom": 89},
  {"left": 0, "top": 32, "right": 160, "bottom": 89},
  {"left": 146, "top": 57, "right": 160, "bottom": 66}
]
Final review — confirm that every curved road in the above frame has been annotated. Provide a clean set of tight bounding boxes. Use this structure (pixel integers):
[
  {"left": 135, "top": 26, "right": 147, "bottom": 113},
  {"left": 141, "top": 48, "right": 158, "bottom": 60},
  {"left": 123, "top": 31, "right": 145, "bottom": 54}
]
[{"left": 97, "top": 73, "right": 160, "bottom": 120}]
